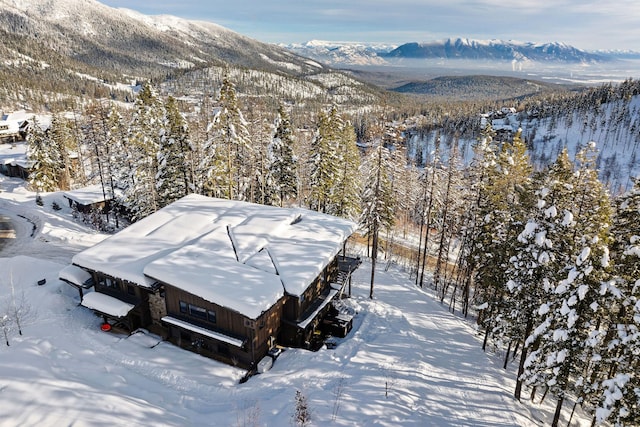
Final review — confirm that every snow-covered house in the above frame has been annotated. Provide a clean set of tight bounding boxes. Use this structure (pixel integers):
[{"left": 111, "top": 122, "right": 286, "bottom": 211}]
[
  {"left": 66, "top": 194, "right": 359, "bottom": 369},
  {"left": 0, "top": 111, "right": 50, "bottom": 143},
  {"left": 0, "top": 110, "right": 29, "bottom": 143},
  {"left": 0, "top": 142, "right": 31, "bottom": 179},
  {"left": 63, "top": 183, "right": 117, "bottom": 213}
]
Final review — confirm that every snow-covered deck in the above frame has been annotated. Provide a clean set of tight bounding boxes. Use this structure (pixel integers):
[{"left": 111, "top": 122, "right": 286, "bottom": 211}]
[
  {"left": 297, "top": 288, "right": 339, "bottom": 329},
  {"left": 72, "top": 194, "right": 356, "bottom": 319},
  {"left": 162, "top": 316, "right": 244, "bottom": 348},
  {"left": 81, "top": 292, "right": 135, "bottom": 318}
]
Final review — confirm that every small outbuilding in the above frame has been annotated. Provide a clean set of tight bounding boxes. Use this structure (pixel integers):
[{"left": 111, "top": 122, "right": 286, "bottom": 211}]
[{"left": 63, "top": 184, "right": 115, "bottom": 214}]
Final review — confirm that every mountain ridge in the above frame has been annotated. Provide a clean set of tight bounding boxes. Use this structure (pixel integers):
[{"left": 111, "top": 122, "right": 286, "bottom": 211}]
[
  {"left": 0, "top": 0, "right": 393, "bottom": 111},
  {"left": 283, "top": 37, "right": 639, "bottom": 67},
  {"left": 0, "top": 0, "right": 329, "bottom": 78}
]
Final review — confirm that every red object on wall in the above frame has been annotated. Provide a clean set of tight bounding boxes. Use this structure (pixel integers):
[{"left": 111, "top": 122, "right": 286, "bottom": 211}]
[{"left": 100, "top": 323, "right": 112, "bottom": 332}]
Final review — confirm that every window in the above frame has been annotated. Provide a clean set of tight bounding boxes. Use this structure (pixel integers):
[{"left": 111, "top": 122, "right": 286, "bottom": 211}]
[
  {"left": 101, "top": 277, "right": 118, "bottom": 290},
  {"left": 189, "top": 305, "right": 208, "bottom": 320},
  {"left": 180, "top": 301, "right": 216, "bottom": 324}
]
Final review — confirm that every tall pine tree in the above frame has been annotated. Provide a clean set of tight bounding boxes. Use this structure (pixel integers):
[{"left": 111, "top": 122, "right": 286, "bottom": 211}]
[
  {"left": 156, "top": 96, "right": 193, "bottom": 208},
  {"left": 27, "top": 116, "right": 60, "bottom": 194},
  {"left": 360, "top": 144, "right": 395, "bottom": 299},
  {"left": 266, "top": 104, "right": 298, "bottom": 206}
]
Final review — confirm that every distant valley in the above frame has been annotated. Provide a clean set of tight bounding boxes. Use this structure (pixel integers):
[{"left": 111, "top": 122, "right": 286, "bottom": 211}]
[{"left": 284, "top": 38, "right": 640, "bottom": 91}]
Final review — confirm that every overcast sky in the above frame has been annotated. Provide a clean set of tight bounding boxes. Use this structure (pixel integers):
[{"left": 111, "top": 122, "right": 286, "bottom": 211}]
[{"left": 99, "top": 1, "right": 640, "bottom": 51}]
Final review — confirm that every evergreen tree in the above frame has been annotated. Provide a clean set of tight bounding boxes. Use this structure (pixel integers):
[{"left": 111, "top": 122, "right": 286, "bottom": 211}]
[
  {"left": 250, "top": 116, "right": 273, "bottom": 205},
  {"left": 331, "top": 117, "right": 361, "bottom": 218},
  {"left": 156, "top": 96, "right": 192, "bottom": 208},
  {"left": 474, "top": 129, "right": 533, "bottom": 351},
  {"left": 27, "top": 116, "right": 60, "bottom": 193},
  {"left": 49, "top": 114, "right": 76, "bottom": 190},
  {"left": 360, "top": 144, "right": 396, "bottom": 299},
  {"left": 504, "top": 150, "right": 576, "bottom": 401},
  {"left": 308, "top": 108, "right": 339, "bottom": 213},
  {"left": 200, "top": 72, "right": 252, "bottom": 200},
  {"left": 126, "top": 82, "right": 164, "bottom": 221},
  {"left": 522, "top": 142, "right": 613, "bottom": 427},
  {"left": 266, "top": 104, "right": 298, "bottom": 206},
  {"left": 591, "top": 176, "right": 640, "bottom": 426},
  {"left": 457, "top": 123, "right": 497, "bottom": 313},
  {"left": 105, "top": 104, "right": 131, "bottom": 200}
]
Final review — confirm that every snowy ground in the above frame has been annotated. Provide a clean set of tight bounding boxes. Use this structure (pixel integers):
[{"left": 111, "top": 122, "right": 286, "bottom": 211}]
[{"left": 0, "top": 175, "right": 593, "bottom": 426}]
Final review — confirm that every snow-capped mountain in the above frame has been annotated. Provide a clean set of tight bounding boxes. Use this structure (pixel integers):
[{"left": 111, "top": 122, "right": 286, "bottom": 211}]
[
  {"left": 285, "top": 37, "right": 610, "bottom": 68},
  {"left": 283, "top": 40, "right": 397, "bottom": 66},
  {"left": 0, "top": 0, "right": 391, "bottom": 111},
  {"left": 385, "top": 38, "right": 605, "bottom": 63},
  {"left": 0, "top": 0, "right": 328, "bottom": 78}
]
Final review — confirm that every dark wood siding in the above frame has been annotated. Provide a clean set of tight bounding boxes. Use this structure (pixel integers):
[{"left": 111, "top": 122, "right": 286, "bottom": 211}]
[
  {"left": 252, "top": 299, "right": 284, "bottom": 360},
  {"left": 282, "top": 255, "right": 340, "bottom": 323},
  {"left": 92, "top": 272, "right": 142, "bottom": 306},
  {"left": 163, "top": 284, "right": 285, "bottom": 368},
  {"left": 86, "top": 271, "right": 151, "bottom": 332},
  {"left": 164, "top": 285, "right": 248, "bottom": 335}
]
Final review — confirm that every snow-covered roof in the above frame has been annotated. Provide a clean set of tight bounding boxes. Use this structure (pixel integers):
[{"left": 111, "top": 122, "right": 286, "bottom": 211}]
[
  {"left": 0, "top": 142, "right": 27, "bottom": 166},
  {"left": 0, "top": 111, "right": 50, "bottom": 135},
  {"left": 59, "top": 264, "right": 93, "bottom": 288},
  {"left": 72, "top": 194, "right": 356, "bottom": 319},
  {"left": 81, "top": 291, "right": 134, "bottom": 318},
  {"left": 63, "top": 184, "right": 116, "bottom": 205}
]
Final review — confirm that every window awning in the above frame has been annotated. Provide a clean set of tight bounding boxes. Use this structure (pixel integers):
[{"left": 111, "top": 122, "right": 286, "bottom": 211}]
[
  {"left": 81, "top": 292, "right": 134, "bottom": 318},
  {"left": 161, "top": 316, "right": 245, "bottom": 348},
  {"left": 297, "top": 288, "right": 339, "bottom": 329}
]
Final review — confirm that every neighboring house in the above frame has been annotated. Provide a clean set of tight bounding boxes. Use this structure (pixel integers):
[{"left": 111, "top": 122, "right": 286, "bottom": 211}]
[
  {"left": 0, "top": 142, "right": 31, "bottom": 179},
  {"left": 0, "top": 113, "right": 52, "bottom": 180},
  {"left": 63, "top": 194, "right": 360, "bottom": 370},
  {"left": 0, "top": 110, "right": 52, "bottom": 142},
  {"left": 0, "top": 110, "right": 29, "bottom": 143},
  {"left": 63, "top": 183, "right": 116, "bottom": 213}
]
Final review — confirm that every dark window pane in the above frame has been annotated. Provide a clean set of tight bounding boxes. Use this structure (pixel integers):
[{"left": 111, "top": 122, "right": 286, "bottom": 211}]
[
  {"left": 179, "top": 301, "right": 188, "bottom": 313},
  {"left": 190, "top": 305, "right": 208, "bottom": 320},
  {"left": 208, "top": 310, "right": 216, "bottom": 323}
]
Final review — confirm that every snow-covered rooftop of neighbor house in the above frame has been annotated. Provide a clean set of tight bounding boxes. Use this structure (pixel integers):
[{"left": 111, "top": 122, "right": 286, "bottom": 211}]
[
  {"left": 0, "top": 142, "right": 26, "bottom": 165},
  {"left": 72, "top": 194, "right": 356, "bottom": 318},
  {"left": 63, "top": 183, "right": 116, "bottom": 205},
  {"left": 0, "top": 111, "right": 51, "bottom": 133}
]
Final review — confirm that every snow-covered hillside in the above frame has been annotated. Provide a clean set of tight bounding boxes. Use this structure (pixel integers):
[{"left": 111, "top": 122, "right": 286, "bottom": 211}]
[
  {"left": 404, "top": 92, "right": 640, "bottom": 192},
  {"left": 503, "top": 94, "right": 640, "bottom": 191},
  {"left": 283, "top": 40, "right": 396, "bottom": 66},
  {"left": 0, "top": 175, "right": 595, "bottom": 426},
  {"left": 0, "top": 0, "right": 337, "bottom": 105}
]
